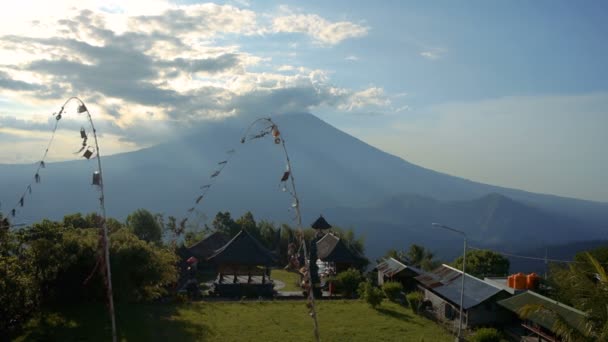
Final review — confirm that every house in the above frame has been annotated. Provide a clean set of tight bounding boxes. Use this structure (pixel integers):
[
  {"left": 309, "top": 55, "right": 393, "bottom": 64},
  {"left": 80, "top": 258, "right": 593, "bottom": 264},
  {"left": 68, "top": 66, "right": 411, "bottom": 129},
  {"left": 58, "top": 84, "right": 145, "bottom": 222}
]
[
  {"left": 376, "top": 257, "right": 423, "bottom": 291},
  {"left": 316, "top": 233, "right": 366, "bottom": 273},
  {"left": 207, "top": 229, "right": 277, "bottom": 297},
  {"left": 415, "top": 264, "right": 512, "bottom": 328},
  {"left": 498, "top": 291, "right": 588, "bottom": 342}
]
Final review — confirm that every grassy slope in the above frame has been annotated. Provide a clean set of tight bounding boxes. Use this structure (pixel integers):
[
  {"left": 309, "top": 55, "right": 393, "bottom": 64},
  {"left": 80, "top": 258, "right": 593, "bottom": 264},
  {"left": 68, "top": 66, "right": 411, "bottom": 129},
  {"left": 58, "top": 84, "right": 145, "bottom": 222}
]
[
  {"left": 271, "top": 269, "right": 302, "bottom": 291},
  {"left": 17, "top": 301, "right": 452, "bottom": 342}
]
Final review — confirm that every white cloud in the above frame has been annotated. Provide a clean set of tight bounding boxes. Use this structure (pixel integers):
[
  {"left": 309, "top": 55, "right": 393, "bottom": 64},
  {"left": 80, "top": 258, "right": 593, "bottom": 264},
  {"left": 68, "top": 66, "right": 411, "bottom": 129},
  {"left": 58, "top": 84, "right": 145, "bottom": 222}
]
[
  {"left": 339, "top": 87, "right": 390, "bottom": 111},
  {"left": 0, "top": 2, "right": 380, "bottom": 162},
  {"left": 420, "top": 48, "right": 446, "bottom": 60},
  {"left": 272, "top": 13, "right": 368, "bottom": 45},
  {"left": 345, "top": 55, "right": 359, "bottom": 61}
]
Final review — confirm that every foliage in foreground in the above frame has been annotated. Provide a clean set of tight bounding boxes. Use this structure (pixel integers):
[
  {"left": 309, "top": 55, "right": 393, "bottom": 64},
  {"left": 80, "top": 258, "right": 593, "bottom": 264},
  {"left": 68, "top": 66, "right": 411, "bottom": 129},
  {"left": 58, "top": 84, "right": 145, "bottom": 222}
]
[
  {"left": 1, "top": 213, "right": 178, "bottom": 336},
  {"left": 358, "top": 281, "right": 384, "bottom": 308},
  {"left": 382, "top": 281, "right": 403, "bottom": 302},
  {"left": 469, "top": 327, "right": 503, "bottom": 342},
  {"left": 332, "top": 268, "right": 364, "bottom": 298},
  {"left": 529, "top": 250, "right": 608, "bottom": 341},
  {"left": 406, "top": 291, "right": 425, "bottom": 314}
]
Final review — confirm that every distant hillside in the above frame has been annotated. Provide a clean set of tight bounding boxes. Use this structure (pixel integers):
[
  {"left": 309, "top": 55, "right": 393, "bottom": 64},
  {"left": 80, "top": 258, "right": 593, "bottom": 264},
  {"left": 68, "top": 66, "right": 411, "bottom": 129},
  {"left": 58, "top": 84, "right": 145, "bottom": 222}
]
[
  {"left": 326, "top": 193, "right": 604, "bottom": 260},
  {"left": 507, "top": 240, "right": 608, "bottom": 274},
  {"left": 1, "top": 113, "right": 606, "bottom": 259}
]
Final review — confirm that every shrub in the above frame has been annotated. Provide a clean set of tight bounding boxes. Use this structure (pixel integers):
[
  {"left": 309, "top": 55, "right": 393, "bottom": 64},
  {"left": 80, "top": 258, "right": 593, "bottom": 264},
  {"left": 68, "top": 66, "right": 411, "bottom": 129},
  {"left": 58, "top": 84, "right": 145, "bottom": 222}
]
[
  {"left": 406, "top": 291, "right": 424, "bottom": 313},
  {"left": 382, "top": 281, "right": 403, "bottom": 302},
  {"left": 358, "top": 281, "right": 383, "bottom": 308},
  {"left": 333, "top": 268, "right": 363, "bottom": 298},
  {"left": 469, "top": 328, "right": 502, "bottom": 342}
]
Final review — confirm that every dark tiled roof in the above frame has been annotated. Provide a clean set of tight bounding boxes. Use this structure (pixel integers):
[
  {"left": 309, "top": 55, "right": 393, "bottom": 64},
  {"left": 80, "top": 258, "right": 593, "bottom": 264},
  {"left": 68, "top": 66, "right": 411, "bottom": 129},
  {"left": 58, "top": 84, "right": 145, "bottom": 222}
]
[
  {"left": 311, "top": 215, "right": 332, "bottom": 230},
  {"left": 187, "top": 231, "right": 230, "bottom": 259},
  {"left": 415, "top": 264, "right": 505, "bottom": 310},
  {"left": 316, "top": 233, "right": 362, "bottom": 263},
  {"left": 376, "top": 257, "right": 423, "bottom": 277},
  {"left": 498, "top": 291, "right": 587, "bottom": 333},
  {"left": 207, "top": 229, "right": 277, "bottom": 266}
]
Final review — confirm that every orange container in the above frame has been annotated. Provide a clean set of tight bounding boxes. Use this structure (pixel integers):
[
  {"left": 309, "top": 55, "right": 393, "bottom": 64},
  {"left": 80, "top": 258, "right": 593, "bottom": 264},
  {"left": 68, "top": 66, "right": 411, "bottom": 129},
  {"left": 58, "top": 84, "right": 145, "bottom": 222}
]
[
  {"left": 526, "top": 273, "right": 540, "bottom": 289},
  {"left": 513, "top": 273, "right": 527, "bottom": 290},
  {"left": 507, "top": 275, "right": 514, "bottom": 288}
]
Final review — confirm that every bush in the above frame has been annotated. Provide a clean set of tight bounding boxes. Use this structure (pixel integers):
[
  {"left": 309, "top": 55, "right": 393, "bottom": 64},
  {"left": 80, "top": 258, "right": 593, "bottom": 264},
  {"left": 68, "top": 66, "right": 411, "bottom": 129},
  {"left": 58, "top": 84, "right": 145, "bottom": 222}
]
[
  {"left": 382, "top": 281, "right": 403, "bottom": 302},
  {"left": 469, "top": 328, "right": 502, "bottom": 342},
  {"left": 333, "top": 268, "right": 363, "bottom": 298},
  {"left": 358, "top": 281, "right": 383, "bottom": 308},
  {"left": 406, "top": 291, "right": 424, "bottom": 313}
]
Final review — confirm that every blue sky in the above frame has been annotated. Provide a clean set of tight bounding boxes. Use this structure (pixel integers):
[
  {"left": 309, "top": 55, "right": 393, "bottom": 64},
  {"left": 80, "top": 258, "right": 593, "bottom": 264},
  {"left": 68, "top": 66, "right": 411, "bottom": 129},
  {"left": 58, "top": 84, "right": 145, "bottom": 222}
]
[{"left": 0, "top": 0, "right": 607, "bottom": 201}]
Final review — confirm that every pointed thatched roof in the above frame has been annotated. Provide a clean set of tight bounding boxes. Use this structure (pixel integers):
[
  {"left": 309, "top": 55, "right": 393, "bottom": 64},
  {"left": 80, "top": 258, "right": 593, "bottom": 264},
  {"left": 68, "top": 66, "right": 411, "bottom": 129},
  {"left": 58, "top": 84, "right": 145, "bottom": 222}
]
[
  {"left": 207, "top": 229, "right": 277, "bottom": 266},
  {"left": 187, "top": 231, "right": 230, "bottom": 260},
  {"left": 311, "top": 215, "right": 331, "bottom": 230},
  {"left": 316, "top": 233, "right": 361, "bottom": 263}
]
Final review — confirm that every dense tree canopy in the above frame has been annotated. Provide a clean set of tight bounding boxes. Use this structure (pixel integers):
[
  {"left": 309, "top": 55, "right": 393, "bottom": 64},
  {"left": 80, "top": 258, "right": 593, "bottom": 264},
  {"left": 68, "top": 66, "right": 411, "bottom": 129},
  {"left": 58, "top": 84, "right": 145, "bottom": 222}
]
[
  {"left": 0, "top": 212, "right": 178, "bottom": 336},
  {"left": 126, "top": 209, "right": 162, "bottom": 244},
  {"left": 452, "top": 249, "right": 510, "bottom": 278}
]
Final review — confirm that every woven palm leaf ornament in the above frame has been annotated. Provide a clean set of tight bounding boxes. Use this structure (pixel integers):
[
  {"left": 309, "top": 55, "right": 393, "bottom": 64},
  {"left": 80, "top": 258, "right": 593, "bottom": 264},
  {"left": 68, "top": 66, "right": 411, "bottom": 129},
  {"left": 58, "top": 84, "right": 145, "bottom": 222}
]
[
  {"left": 240, "top": 118, "right": 321, "bottom": 342},
  {"left": 175, "top": 117, "right": 321, "bottom": 341},
  {"left": 0, "top": 97, "right": 118, "bottom": 342}
]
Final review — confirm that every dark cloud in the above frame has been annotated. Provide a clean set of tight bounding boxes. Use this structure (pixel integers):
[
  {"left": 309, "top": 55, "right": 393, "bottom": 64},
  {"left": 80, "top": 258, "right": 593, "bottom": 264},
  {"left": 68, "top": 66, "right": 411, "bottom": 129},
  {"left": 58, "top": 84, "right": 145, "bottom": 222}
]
[
  {"left": 0, "top": 71, "right": 42, "bottom": 91},
  {"left": 0, "top": 8, "right": 379, "bottom": 148},
  {"left": 169, "top": 53, "right": 241, "bottom": 73}
]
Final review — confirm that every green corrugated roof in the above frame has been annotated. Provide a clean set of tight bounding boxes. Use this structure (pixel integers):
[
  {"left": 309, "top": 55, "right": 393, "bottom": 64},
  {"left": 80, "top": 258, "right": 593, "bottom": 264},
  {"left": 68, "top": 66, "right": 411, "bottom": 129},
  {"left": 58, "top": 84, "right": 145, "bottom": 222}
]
[{"left": 497, "top": 291, "right": 587, "bottom": 333}]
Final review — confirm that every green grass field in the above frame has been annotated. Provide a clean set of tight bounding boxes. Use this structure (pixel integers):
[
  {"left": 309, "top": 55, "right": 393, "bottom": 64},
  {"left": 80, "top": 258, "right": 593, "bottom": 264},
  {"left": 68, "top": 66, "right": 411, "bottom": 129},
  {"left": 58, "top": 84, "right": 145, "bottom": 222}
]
[
  {"left": 271, "top": 268, "right": 302, "bottom": 291},
  {"left": 16, "top": 300, "right": 452, "bottom": 341}
]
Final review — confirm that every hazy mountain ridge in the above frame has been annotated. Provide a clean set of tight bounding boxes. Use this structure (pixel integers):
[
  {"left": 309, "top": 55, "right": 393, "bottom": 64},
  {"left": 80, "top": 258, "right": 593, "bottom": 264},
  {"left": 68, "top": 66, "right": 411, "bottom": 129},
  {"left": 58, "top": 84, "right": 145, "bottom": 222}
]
[{"left": 1, "top": 113, "right": 606, "bottom": 259}]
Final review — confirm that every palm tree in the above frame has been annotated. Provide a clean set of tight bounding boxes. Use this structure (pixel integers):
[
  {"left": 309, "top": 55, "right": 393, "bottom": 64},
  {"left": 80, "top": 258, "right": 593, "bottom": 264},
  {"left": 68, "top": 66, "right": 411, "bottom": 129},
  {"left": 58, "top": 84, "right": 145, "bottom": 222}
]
[{"left": 519, "top": 253, "right": 608, "bottom": 341}]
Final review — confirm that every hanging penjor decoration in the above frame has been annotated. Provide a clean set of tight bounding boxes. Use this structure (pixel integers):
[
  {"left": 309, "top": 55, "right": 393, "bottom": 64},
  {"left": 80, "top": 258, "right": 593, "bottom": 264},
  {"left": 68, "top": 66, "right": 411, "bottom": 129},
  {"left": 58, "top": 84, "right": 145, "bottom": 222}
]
[
  {"left": 1, "top": 97, "right": 118, "bottom": 342},
  {"left": 176, "top": 117, "right": 320, "bottom": 341},
  {"left": 240, "top": 118, "right": 321, "bottom": 342}
]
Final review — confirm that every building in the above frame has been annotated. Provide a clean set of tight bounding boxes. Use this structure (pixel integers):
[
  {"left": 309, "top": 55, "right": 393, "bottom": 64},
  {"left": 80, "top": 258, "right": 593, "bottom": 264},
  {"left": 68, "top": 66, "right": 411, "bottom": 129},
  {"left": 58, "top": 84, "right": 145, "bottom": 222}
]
[
  {"left": 415, "top": 264, "right": 512, "bottom": 328},
  {"left": 498, "top": 291, "right": 588, "bottom": 342},
  {"left": 187, "top": 231, "right": 230, "bottom": 260},
  {"left": 207, "top": 229, "right": 277, "bottom": 297},
  {"left": 376, "top": 257, "right": 423, "bottom": 291},
  {"left": 316, "top": 233, "right": 366, "bottom": 273}
]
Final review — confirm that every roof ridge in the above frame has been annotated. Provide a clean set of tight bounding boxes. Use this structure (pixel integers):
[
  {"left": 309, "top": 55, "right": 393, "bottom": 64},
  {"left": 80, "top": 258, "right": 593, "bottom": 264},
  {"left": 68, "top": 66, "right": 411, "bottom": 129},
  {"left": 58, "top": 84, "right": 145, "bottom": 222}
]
[{"left": 526, "top": 291, "right": 588, "bottom": 316}]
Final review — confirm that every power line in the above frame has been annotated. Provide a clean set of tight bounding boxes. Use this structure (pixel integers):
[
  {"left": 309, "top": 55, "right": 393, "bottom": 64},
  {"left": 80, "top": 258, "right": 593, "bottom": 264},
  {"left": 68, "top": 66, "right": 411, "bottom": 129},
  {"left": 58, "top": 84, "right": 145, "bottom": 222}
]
[{"left": 468, "top": 245, "right": 608, "bottom": 266}]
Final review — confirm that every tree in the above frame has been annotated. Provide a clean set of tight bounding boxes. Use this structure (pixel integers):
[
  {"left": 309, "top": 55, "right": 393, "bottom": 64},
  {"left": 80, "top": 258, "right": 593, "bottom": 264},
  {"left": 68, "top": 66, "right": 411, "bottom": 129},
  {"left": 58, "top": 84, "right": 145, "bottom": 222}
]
[
  {"left": 452, "top": 249, "right": 509, "bottom": 278},
  {"left": 110, "top": 229, "right": 178, "bottom": 301},
  {"left": 541, "top": 251, "right": 608, "bottom": 341},
  {"left": 126, "top": 209, "right": 162, "bottom": 244},
  {"left": 212, "top": 212, "right": 240, "bottom": 237},
  {"left": 379, "top": 244, "right": 439, "bottom": 271},
  {"left": 358, "top": 281, "right": 383, "bottom": 308},
  {"left": 333, "top": 268, "right": 364, "bottom": 298}
]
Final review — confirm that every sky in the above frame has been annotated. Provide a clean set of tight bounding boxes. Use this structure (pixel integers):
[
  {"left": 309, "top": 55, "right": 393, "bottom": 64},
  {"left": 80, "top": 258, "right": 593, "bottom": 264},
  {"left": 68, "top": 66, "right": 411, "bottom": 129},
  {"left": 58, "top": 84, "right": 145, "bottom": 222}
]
[{"left": 0, "top": 0, "right": 607, "bottom": 202}]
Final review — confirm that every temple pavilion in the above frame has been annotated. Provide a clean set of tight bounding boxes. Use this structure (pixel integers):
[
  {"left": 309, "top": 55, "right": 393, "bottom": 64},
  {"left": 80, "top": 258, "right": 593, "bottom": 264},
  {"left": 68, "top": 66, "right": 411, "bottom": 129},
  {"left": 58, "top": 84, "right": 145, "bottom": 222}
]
[{"left": 206, "top": 229, "right": 277, "bottom": 297}]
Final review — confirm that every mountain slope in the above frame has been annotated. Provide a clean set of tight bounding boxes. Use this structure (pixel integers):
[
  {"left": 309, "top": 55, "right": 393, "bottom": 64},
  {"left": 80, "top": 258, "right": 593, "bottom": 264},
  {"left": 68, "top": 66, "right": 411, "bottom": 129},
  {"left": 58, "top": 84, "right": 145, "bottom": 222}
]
[{"left": 1, "top": 113, "right": 606, "bottom": 256}]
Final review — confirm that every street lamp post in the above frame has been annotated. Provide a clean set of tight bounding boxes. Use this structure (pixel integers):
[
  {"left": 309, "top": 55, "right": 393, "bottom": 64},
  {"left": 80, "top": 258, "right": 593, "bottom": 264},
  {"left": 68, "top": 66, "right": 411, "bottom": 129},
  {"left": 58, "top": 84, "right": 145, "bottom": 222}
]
[{"left": 432, "top": 223, "right": 467, "bottom": 342}]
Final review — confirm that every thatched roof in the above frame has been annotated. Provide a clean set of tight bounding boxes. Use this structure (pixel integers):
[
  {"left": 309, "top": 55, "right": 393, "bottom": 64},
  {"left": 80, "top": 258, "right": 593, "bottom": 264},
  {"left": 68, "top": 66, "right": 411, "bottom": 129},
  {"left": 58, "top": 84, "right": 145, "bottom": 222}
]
[
  {"left": 207, "top": 229, "right": 277, "bottom": 266},
  {"left": 187, "top": 231, "right": 230, "bottom": 260},
  {"left": 316, "top": 233, "right": 362, "bottom": 263},
  {"left": 311, "top": 215, "right": 331, "bottom": 230}
]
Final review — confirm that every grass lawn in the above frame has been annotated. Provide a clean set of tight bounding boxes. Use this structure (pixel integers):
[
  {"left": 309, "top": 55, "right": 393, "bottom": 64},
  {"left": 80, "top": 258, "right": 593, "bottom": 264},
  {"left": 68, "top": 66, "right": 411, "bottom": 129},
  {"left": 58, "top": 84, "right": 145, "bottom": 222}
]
[
  {"left": 16, "top": 300, "right": 452, "bottom": 341},
  {"left": 271, "top": 268, "right": 302, "bottom": 291}
]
